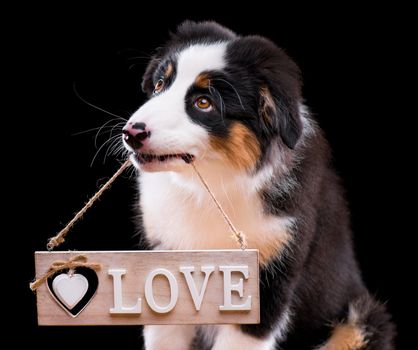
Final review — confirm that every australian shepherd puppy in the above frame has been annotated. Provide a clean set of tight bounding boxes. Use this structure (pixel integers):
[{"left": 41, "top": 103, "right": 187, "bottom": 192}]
[{"left": 122, "top": 21, "right": 395, "bottom": 350}]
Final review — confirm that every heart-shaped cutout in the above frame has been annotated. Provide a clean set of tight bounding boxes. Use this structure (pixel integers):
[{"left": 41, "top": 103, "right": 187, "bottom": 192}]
[
  {"left": 47, "top": 267, "right": 99, "bottom": 317},
  {"left": 52, "top": 273, "right": 89, "bottom": 309}
]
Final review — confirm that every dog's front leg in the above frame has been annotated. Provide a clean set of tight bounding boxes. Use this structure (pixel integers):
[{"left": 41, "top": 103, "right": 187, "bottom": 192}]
[
  {"left": 143, "top": 325, "right": 196, "bottom": 350},
  {"left": 212, "top": 325, "right": 276, "bottom": 350}
]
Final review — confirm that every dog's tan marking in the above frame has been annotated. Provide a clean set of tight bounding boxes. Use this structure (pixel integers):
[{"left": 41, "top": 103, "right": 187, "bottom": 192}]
[
  {"left": 195, "top": 73, "right": 211, "bottom": 89},
  {"left": 317, "top": 324, "right": 368, "bottom": 350},
  {"left": 259, "top": 86, "right": 276, "bottom": 124},
  {"left": 165, "top": 63, "right": 173, "bottom": 78},
  {"left": 252, "top": 230, "right": 292, "bottom": 267},
  {"left": 210, "top": 123, "right": 261, "bottom": 171}
]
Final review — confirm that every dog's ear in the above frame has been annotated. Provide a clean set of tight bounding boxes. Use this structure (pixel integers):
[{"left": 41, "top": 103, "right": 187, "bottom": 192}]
[
  {"left": 230, "top": 36, "right": 303, "bottom": 149},
  {"left": 258, "top": 85, "right": 302, "bottom": 149}
]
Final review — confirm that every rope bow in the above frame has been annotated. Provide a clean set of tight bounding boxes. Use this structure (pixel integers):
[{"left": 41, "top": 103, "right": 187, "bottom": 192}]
[{"left": 29, "top": 255, "right": 101, "bottom": 292}]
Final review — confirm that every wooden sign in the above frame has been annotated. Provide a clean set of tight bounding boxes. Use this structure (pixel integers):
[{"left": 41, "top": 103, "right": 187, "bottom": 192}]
[{"left": 34, "top": 250, "right": 259, "bottom": 325}]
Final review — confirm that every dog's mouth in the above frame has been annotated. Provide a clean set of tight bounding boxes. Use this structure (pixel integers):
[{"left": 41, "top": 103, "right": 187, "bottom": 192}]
[{"left": 133, "top": 152, "right": 195, "bottom": 164}]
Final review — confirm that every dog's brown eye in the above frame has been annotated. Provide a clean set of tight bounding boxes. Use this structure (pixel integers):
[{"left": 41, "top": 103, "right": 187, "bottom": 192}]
[
  {"left": 194, "top": 97, "right": 212, "bottom": 111},
  {"left": 154, "top": 79, "right": 164, "bottom": 94}
]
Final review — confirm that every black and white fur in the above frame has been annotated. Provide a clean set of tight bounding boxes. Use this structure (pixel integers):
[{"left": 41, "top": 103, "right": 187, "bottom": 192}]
[{"left": 122, "top": 21, "right": 395, "bottom": 350}]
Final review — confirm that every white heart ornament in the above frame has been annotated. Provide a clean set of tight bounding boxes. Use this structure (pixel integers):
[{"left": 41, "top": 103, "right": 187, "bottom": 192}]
[{"left": 52, "top": 273, "right": 89, "bottom": 309}]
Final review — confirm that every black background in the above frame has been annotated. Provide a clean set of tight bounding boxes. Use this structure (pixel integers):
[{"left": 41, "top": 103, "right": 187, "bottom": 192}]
[{"left": 11, "top": 5, "right": 410, "bottom": 349}]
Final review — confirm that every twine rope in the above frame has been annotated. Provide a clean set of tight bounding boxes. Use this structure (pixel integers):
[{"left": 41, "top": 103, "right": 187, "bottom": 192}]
[
  {"left": 29, "top": 255, "right": 101, "bottom": 291},
  {"left": 191, "top": 163, "right": 247, "bottom": 250},
  {"left": 46, "top": 159, "right": 131, "bottom": 250},
  {"left": 46, "top": 158, "right": 246, "bottom": 251},
  {"left": 32, "top": 158, "right": 247, "bottom": 292}
]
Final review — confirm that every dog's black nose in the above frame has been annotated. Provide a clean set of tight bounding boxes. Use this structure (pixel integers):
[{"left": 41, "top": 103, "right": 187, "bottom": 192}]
[
  {"left": 132, "top": 122, "right": 146, "bottom": 130},
  {"left": 122, "top": 122, "right": 151, "bottom": 149}
]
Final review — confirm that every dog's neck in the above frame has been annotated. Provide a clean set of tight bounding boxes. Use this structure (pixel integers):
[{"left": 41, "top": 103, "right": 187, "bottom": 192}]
[{"left": 138, "top": 162, "right": 294, "bottom": 265}]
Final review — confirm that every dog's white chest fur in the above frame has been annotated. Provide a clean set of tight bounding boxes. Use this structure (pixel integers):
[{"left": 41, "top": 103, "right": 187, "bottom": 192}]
[{"left": 139, "top": 171, "right": 293, "bottom": 263}]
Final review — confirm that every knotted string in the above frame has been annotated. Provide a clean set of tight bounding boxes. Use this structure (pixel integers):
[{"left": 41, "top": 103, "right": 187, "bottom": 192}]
[
  {"left": 190, "top": 163, "right": 247, "bottom": 250},
  {"left": 32, "top": 157, "right": 247, "bottom": 292},
  {"left": 47, "top": 159, "right": 131, "bottom": 250},
  {"left": 29, "top": 255, "right": 101, "bottom": 291},
  {"left": 45, "top": 158, "right": 247, "bottom": 251}
]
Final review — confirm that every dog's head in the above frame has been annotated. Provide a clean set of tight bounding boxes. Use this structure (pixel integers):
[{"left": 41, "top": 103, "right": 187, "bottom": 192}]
[{"left": 123, "top": 21, "right": 303, "bottom": 174}]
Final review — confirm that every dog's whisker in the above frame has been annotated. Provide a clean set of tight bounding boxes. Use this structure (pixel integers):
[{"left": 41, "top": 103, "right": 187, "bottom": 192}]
[
  {"left": 109, "top": 122, "right": 125, "bottom": 137},
  {"left": 73, "top": 82, "right": 127, "bottom": 121},
  {"left": 71, "top": 124, "right": 120, "bottom": 136},
  {"left": 109, "top": 140, "right": 125, "bottom": 156},
  {"left": 208, "top": 85, "right": 226, "bottom": 127},
  {"left": 94, "top": 120, "right": 125, "bottom": 148},
  {"left": 103, "top": 137, "right": 123, "bottom": 164},
  {"left": 212, "top": 78, "right": 246, "bottom": 111},
  {"left": 90, "top": 134, "right": 121, "bottom": 167}
]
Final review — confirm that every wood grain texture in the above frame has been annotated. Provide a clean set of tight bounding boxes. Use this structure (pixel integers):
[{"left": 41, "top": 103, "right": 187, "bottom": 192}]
[{"left": 34, "top": 250, "right": 259, "bottom": 325}]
